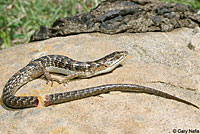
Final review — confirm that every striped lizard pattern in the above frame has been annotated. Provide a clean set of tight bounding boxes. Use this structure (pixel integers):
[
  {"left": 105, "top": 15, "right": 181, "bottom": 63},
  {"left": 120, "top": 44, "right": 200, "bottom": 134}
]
[{"left": 2, "top": 51, "right": 199, "bottom": 109}]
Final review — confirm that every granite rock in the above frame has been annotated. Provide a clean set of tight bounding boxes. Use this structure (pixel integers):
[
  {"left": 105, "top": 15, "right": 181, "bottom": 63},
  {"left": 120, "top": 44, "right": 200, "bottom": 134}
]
[{"left": 0, "top": 28, "right": 200, "bottom": 134}]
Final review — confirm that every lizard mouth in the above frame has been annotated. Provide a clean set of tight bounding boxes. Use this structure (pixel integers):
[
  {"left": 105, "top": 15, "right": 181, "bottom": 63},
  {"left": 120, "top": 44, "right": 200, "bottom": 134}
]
[{"left": 94, "top": 53, "right": 128, "bottom": 75}]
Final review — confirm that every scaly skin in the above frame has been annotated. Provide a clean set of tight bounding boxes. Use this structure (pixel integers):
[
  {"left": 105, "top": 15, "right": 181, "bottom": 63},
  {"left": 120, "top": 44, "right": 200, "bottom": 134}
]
[
  {"left": 2, "top": 51, "right": 127, "bottom": 108},
  {"left": 44, "top": 84, "right": 199, "bottom": 109},
  {"left": 2, "top": 51, "right": 199, "bottom": 109}
]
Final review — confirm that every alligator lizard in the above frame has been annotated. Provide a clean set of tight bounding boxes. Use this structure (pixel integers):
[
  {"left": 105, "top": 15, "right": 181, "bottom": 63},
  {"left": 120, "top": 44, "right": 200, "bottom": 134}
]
[{"left": 2, "top": 51, "right": 199, "bottom": 109}]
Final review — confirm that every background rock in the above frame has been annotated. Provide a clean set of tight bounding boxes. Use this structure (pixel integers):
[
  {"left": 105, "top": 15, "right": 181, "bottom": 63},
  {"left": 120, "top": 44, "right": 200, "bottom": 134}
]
[
  {"left": 30, "top": 0, "right": 200, "bottom": 42},
  {"left": 0, "top": 28, "right": 200, "bottom": 133}
]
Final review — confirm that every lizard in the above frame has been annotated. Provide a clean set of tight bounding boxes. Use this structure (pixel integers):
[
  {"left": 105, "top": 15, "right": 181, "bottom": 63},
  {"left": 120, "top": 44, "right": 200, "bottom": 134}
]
[{"left": 1, "top": 51, "right": 199, "bottom": 109}]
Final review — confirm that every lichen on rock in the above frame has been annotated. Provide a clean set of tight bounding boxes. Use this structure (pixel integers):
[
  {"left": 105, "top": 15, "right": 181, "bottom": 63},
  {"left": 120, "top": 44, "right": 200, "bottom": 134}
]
[{"left": 30, "top": 0, "right": 200, "bottom": 42}]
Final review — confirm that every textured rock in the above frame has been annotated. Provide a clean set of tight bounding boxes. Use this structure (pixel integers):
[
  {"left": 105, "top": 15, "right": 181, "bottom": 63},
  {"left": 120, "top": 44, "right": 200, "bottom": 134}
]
[
  {"left": 188, "top": 33, "right": 200, "bottom": 51},
  {"left": 0, "top": 28, "right": 200, "bottom": 133},
  {"left": 188, "top": 27, "right": 200, "bottom": 51},
  {"left": 30, "top": 0, "right": 200, "bottom": 42}
]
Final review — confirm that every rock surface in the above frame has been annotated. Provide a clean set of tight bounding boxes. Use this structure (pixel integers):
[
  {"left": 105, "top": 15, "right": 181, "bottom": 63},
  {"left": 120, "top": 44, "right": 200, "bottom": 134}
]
[
  {"left": 0, "top": 28, "right": 200, "bottom": 133},
  {"left": 188, "top": 27, "right": 200, "bottom": 51},
  {"left": 30, "top": 0, "right": 200, "bottom": 42}
]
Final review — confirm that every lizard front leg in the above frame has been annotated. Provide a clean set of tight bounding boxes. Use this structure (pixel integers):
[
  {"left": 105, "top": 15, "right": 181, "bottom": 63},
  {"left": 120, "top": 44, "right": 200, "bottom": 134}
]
[{"left": 43, "top": 68, "right": 61, "bottom": 86}]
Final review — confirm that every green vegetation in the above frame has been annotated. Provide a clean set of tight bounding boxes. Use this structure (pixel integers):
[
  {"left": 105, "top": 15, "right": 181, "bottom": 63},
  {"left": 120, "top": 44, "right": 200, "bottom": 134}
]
[
  {"left": 0, "top": 0, "right": 199, "bottom": 49},
  {"left": 0, "top": 0, "right": 101, "bottom": 49}
]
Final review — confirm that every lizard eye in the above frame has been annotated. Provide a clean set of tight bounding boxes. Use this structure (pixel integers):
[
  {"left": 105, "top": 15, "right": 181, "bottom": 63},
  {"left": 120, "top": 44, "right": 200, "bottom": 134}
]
[{"left": 104, "top": 64, "right": 109, "bottom": 67}]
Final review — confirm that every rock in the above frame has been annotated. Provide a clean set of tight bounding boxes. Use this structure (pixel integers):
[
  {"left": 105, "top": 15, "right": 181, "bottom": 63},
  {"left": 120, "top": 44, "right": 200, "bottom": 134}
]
[
  {"left": 193, "top": 26, "right": 200, "bottom": 34},
  {"left": 188, "top": 33, "right": 200, "bottom": 51},
  {"left": 30, "top": 0, "right": 200, "bottom": 42},
  {"left": 0, "top": 28, "right": 200, "bottom": 133}
]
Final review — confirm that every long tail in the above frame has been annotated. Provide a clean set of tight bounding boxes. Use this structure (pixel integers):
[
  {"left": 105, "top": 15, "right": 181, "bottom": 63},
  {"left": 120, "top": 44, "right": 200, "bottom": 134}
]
[{"left": 44, "top": 84, "right": 199, "bottom": 109}]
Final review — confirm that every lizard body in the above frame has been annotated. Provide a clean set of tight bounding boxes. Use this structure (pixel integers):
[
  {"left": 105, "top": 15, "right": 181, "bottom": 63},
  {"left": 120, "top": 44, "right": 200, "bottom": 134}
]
[{"left": 2, "top": 51, "right": 199, "bottom": 109}]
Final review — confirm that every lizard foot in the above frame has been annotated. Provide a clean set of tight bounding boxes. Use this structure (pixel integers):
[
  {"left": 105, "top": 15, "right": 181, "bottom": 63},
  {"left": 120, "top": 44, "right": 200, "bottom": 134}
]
[{"left": 46, "top": 78, "right": 61, "bottom": 87}]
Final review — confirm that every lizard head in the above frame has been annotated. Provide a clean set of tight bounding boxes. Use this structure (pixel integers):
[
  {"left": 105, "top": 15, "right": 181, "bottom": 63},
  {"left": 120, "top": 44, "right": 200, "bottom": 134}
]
[{"left": 90, "top": 51, "right": 128, "bottom": 76}]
